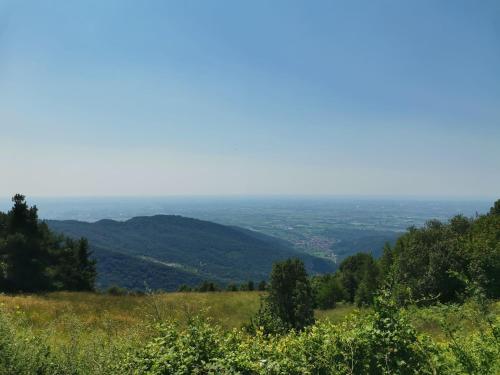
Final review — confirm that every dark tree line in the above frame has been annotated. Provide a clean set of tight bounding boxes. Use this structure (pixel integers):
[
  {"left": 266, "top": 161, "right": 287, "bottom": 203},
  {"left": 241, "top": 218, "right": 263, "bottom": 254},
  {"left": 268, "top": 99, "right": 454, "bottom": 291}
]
[
  {"left": 177, "top": 279, "right": 267, "bottom": 292},
  {"left": 0, "top": 194, "right": 96, "bottom": 293},
  {"left": 312, "top": 199, "right": 500, "bottom": 309}
]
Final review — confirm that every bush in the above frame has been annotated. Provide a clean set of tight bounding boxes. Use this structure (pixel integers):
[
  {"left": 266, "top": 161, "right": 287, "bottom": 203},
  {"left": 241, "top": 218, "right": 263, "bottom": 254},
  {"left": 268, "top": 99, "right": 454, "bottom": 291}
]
[
  {"left": 121, "top": 292, "right": 449, "bottom": 374},
  {"left": 313, "top": 274, "right": 346, "bottom": 309},
  {"left": 437, "top": 284, "right": 500, "bottom": 375}
]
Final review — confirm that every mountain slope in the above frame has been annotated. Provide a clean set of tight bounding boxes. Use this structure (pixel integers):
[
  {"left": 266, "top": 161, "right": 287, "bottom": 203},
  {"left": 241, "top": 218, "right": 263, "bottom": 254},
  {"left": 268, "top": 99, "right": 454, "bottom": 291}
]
[
  {"left": 92, "top": 245, "right": 205, "bottom": 291},
  {"left": 47, "top": 215, "right": 335, "bottom": 290}
]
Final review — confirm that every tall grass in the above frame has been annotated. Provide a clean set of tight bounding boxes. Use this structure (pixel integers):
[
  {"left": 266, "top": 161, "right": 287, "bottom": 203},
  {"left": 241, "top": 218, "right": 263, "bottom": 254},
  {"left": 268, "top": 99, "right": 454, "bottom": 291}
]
[
  {"left": 0, "top": 291, "right": 262, "bottom": 333},
  {"left": 0, "top": 292, "right": 498, "bottom": 374}
]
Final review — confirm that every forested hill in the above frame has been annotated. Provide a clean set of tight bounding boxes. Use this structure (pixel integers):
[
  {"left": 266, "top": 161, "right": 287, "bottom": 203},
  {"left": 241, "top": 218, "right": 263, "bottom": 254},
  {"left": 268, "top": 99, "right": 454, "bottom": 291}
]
[{"left": 47, "top": 215, "right": 336, "bottom": 290}]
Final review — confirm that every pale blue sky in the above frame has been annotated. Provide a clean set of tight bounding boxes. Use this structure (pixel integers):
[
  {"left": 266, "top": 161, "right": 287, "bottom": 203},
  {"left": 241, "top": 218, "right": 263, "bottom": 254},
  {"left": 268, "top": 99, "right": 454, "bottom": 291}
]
[{"left": 0, "top": 1, "right": 499, "bottom": 197}]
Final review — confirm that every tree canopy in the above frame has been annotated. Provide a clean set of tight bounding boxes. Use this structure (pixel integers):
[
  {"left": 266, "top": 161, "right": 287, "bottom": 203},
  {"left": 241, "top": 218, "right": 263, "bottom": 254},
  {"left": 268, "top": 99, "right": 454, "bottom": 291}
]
[{"left": 311, "top": 199, "right": 500, "bottom": 307}]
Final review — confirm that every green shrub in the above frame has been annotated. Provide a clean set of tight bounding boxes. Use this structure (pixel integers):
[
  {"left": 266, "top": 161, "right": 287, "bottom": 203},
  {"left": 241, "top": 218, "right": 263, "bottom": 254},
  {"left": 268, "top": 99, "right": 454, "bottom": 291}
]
[
  {"left": 121, "top": 292, "right": 448, "bottom": 374},
  {"left": 437, "top": 290, "right": 500, "bottom": 375},
  {"left": 313, "top": 275, "right": 346, "bottom": 309}
]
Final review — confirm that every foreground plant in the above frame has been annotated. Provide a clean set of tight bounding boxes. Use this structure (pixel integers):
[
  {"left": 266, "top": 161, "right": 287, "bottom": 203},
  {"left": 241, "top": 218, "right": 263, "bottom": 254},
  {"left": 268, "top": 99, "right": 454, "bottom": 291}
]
[{"left": 120, "top": 291, "right": 449, "bottom": 375}]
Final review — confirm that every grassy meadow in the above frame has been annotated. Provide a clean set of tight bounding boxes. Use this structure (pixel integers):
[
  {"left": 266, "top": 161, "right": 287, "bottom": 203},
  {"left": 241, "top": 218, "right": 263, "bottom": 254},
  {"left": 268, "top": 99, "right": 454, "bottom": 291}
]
[
  {"left": 0, "top": 291, "right": 355, "bottom": 339},
  {"left": 0, "top": 292, "right": 269, "bottom": 374},
  {"left": 0, "top": 291, "right": 498, "bottom": 374},
  {"left": 2, "top": 291, "right": 496, "bottom": 344}
]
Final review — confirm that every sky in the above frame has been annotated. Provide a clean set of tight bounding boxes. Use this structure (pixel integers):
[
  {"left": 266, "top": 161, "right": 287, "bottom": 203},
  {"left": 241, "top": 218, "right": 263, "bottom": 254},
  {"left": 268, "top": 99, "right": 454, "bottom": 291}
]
[{"left": 0, "top": 0, "right": 499, "bottom": 198}]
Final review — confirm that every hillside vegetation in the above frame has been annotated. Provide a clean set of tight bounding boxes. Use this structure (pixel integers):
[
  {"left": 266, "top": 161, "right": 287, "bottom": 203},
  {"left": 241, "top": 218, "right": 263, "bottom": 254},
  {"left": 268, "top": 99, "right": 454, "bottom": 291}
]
[
  {"left": 48, "top": 215, "right": 335, "bottom": 290},
  {"left": 310, "top": 200, "right": 500, "bottom": 309}
]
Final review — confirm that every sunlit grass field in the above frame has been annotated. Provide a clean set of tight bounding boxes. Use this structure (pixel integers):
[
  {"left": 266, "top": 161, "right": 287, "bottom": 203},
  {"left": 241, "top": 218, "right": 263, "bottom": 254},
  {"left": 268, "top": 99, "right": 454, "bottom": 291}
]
[
  {"left": 0, "top": 291, "right": 354, "bottom": 336},
  {"left": 0, "top": 291, "right": 357, "bottom": 353},
  {"left": 1, "top": 291, "right": 498, "bottom": 355},
  {"left": 1, "top": 291, "right": 262, "bottom": 330}
]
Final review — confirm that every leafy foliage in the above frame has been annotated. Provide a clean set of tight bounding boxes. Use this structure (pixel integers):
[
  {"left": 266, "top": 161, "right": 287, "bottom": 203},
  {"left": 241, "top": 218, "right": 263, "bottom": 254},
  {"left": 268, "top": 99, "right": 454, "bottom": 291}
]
[
  {"left": 385, "top": 200, "right": 500, "bottom": 303},
  {"left": 312, "top": 199, "right": 500, "bottom": 307},
  {"left": 312, "top": 273, "right": 346, "bottom": 309},
  {"left": 339, "top": 252, "right": 380, "bottom": 305},
  {"left": 120, "top": 294, "right": 499, "bottom": 375}
]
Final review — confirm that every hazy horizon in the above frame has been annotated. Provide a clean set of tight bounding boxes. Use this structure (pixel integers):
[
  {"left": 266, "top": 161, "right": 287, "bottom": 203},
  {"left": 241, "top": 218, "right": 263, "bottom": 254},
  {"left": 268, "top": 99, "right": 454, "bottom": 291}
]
[
  {"left": 0, "top": 195, "right": 493, "bottom": 225},
  {"left": 1, "top": 1, "right": 499, "bottom": 197},
  {"left": 0, "top": 193, "right": 496, "bottom": 201}
]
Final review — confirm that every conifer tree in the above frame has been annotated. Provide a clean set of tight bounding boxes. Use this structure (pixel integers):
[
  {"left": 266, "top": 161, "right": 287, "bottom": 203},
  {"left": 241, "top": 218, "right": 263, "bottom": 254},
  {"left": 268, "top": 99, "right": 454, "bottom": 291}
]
[
  {"left": 0, "top": 194, "right": 96, "bottom": 293},
  {"left": 250, "top": 258, "right": 314, "bottom": 333}
]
